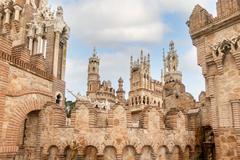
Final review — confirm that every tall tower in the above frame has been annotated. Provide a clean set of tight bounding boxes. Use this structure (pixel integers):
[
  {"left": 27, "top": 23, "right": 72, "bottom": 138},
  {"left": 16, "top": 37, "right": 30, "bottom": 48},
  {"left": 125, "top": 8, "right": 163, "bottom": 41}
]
[
  {"left": 87, "top": 48, "right": 100, "bottom": 98},
  {"left": 130, "top": 50, "right": 151, "bottom": 91},
  {"left": 164, "top": 41, "right": 182, "bottom": 83},
  {"left": 116, "top": 77, "right": 125, "bottom": 103},
  {"left": 189, "top": 1, "right": 240, "bottom": 159}
]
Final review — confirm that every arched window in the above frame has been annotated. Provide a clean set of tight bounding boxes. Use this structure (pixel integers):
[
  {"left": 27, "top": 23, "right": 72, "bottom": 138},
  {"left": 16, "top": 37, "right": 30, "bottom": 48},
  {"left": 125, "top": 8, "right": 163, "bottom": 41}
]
[
  {"left": 55, "top": 92, "right": 63, "bottom": 106},
  {"left": 143, "top": 96, "right": 146, "bottom": 104}
]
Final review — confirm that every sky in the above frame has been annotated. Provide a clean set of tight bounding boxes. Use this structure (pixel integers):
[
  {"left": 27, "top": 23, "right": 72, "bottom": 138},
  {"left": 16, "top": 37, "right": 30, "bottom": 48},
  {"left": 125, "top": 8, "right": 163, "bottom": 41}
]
[{"left": 48, "top": 0, "right": 217, "bottom": 101}]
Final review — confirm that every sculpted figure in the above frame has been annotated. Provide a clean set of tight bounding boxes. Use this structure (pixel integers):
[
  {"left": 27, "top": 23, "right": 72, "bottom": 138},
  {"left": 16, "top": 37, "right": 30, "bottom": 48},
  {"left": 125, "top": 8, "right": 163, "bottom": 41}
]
[
  {"left": 65, "top": 104, "right": 72, "bottom": 126},
  {"left": 70, "top": 141, "right": 81, "bottom": 160}
]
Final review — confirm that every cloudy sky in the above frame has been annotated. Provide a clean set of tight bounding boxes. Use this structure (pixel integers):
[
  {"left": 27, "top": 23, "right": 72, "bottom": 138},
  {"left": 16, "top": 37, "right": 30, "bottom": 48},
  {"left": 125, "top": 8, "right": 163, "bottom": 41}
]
[{"left": 49, "top": 0, "right": 217, "bottom": 101}]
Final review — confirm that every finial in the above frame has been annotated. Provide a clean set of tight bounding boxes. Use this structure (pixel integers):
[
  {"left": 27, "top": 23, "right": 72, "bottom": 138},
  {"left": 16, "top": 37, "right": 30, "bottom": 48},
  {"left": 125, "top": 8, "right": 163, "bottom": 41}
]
[
  {"left": 93, "top": 47, "right": 97, "bottom": 57},
  {"left": 162, "top": 48, "right": 165, "bottom": 59},
  {"left": 118, "top": 77, "right": 123, "bottom": 83},
  {"left": 130, "top": 56, "right": 133, "bottom": 66},
  {"left": 169, "top": 40, "right": 175, "bottom": 51},
  {"left": 140, "top": 50, "right": 143, "bottom": 63},
  {"left": 147, "top": 53, "right": 150, "bottom": 64}
]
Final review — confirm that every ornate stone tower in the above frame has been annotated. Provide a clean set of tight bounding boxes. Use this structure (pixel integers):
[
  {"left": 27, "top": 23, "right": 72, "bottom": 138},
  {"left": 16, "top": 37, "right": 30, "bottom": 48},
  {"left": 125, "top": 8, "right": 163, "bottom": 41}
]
[
  {"left": 130, "top": 50, "right": 151, "bottom": 91},
  {"left": 87, "top": 48, "right": 100, "bottom": 98},
  {"left": 163, "top": 40, "right": 182, "bottom": 83},
  {"left": 116, "top": 77, "right": 125, "bottom": 103},
  {"left": 189, "top": 0, "right": 240, "bottom": 159},
  {"left": 128, "top": 50, "right": 162, "bottom": 108}
]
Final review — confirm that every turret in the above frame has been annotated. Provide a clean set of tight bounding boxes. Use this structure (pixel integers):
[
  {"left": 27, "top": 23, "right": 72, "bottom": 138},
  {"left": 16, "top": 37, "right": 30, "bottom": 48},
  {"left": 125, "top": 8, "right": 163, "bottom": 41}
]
[
  {"left": 130, "top": 50, "right": 151, "bottom": 91},
  {"left": 116, "top": 77, "right": 125, "bottom": 103},
  {"left": 164, "top": 41, "right": 182, "bottom": 83},
  {"left": 87, "top": 47, "right": 100, "bottom": 98}
]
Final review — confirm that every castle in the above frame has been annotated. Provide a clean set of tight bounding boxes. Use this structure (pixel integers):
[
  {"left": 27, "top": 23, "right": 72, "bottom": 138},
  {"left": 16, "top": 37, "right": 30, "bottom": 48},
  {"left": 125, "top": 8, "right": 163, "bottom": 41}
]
[{"left": 0, "top": 0, "right": 239, "bottom": 160}]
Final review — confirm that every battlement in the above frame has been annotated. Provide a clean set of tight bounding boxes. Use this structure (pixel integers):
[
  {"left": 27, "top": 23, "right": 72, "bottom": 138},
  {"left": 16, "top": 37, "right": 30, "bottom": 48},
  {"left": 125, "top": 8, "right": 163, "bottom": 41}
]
[{"left": 188, "top": 0, "right": 240, "bottom": 38}]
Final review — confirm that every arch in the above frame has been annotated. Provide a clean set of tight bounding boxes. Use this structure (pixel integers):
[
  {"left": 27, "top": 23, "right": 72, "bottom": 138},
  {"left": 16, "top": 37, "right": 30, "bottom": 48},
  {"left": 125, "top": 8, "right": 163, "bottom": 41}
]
[
  {"left": 122, "top": 145, "right": 136, "bottom": 160},
  {"left": 164, "top": 109, "right": 179, "bottom": 129},
  {"left": 140, "top": 145, "right": 154, "bottom": 160},
  {"left": 103, "top": 146, "right": 117, "bottom": 160},
  {"left": 5, "top": 94, "right": 50, "bottom": 146},
  {"left": 55, "top": 92, "right": 63, "bottom": 106},
  {"left": 171, "top": 146, "right": 183, "bottom": 160},
  {"left": 48, "top": 145, "right": 59, "bottom": 160},
  {"left": 135, "top": 97, "right": 138, "bottom": 105},
  {"left": 147, "top": 97, "right": 150, "bottom": 105},
  {"left": 158, "top": 146, "right": 169, "bottom": 160},
  {"left": 63, "top": 145, "right": 71, "bottom": 160},
  {"left": 84, "top": 145, "right": 98, "bottom": 160},
  {"left": 184, "top": 145, "right": 192, "bottom": 160},
  {"left": 194, "top": 145, "right": 201, "bottom": 160},
  {"left": 143, "top": 96, "right": 146, "bottom": 104}
]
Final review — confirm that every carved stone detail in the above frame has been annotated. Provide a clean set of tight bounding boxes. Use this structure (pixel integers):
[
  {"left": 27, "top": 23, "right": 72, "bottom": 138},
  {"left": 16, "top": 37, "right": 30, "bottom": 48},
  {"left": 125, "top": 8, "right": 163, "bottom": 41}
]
[{"left": 209, "top": 35, "right": 240, "bottom": 74}]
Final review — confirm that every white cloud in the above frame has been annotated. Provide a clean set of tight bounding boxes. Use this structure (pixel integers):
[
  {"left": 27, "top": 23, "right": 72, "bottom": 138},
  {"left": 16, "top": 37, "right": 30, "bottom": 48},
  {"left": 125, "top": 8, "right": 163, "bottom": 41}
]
[
  {"left": 50, "top": 0, "right": 216, "bottom": 100},
  {"left": 49, "top": 0, "right": 216, "bottom": 46}
]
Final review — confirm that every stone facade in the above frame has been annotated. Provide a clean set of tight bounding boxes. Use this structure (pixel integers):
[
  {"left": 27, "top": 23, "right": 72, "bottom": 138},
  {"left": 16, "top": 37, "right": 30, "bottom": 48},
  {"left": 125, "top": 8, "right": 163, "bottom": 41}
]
[
  {"left": 0, "top": 0, "right": 69, "bottom": 159},
  {"left": 188, "top": 0, "right": 240, "bottom": 159},
  {"left": 0, "top": 0, "right": 239, "bottom": 160}
]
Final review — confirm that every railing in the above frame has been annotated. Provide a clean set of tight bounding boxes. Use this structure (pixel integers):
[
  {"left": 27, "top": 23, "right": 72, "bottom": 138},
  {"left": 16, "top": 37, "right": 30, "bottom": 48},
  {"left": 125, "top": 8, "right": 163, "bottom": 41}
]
[{"left": 0, "top": 51, "right": 53, "bottom": 81}]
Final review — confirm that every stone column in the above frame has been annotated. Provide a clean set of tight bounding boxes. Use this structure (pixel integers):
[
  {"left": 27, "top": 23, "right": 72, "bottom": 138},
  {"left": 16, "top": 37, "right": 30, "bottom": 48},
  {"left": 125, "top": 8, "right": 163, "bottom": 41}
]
[
  {"left": 28, "top": 37, "right": 34, "bottom": 55},
  {"left": 4, "top": 8, "right": 11, "bottom": 24},
  {"left": 0, "top": 13, "right": 3, "bottom": 26},
  {"left": 13, "top": 5, "right": 22, "bottom": 21},
  {"left": 231, "top": 100, "right": 240, "bottom": 128},
  {"left": 61, "top": 39, "right": 67, "bottom": 80},
  {"left": 53, "top": 31, "right": 60, "bottom": 77},
  {"left": 37, "top": 36, "right": 43, "bottom": 54},
  {"left": 207, "top": 75, "right": 219, "bottom": 129}
]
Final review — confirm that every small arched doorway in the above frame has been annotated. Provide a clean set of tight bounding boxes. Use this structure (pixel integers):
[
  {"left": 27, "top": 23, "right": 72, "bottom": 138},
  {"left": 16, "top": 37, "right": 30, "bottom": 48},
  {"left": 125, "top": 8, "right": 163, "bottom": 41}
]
[
  {"left": 103, "top": 146, "right": 117, "bottom": 160},
  {"left": 84, "top": 145, "right": 98, "bottom": 160},
  {"left": 18, "top": 110, "right": 41, "bottom": 159},
  {"left": 122, "top": 145, "right": 136, "bottom": 160}
]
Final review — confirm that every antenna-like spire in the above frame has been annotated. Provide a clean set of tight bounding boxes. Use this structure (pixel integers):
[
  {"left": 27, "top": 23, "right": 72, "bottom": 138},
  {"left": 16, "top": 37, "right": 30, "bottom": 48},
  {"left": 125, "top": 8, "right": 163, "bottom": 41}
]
[
  {"left": 140, "top": 50, "right": 143, "bottom": 63},
  {"left": 163, "top": 48, "right": 166, "bottom": 74},
  {"left": 93, "top": 47, "right": 97, "bottom": 57},
  {"left": 169, "top": 40, "right": 175, "bottom": 52},
  {"left": 130, "top": 56, "right": 133, "bottom": 68},
  {"left": 147, "top": 53, "right": 150, "bottom": 65}
]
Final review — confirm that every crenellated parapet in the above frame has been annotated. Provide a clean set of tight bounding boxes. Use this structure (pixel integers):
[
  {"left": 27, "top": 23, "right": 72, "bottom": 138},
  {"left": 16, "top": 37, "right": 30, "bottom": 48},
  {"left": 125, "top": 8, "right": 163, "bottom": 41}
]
[{"left": 188, "top": 1, "right": 240, "bottom": 38}]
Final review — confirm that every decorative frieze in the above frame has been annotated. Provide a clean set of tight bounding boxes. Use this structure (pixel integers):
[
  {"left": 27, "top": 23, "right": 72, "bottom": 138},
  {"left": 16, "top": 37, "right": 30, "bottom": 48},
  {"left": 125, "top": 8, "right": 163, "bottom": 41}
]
[{"left": 209, "top": 35, "right": 240, "bottom": 74}]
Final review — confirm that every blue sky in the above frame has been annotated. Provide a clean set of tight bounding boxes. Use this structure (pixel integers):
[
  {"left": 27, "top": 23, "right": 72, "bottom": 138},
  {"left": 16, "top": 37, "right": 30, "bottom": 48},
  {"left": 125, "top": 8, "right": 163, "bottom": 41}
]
[{"left": 49, "top": 0, "right": 217, "bottom": 101}]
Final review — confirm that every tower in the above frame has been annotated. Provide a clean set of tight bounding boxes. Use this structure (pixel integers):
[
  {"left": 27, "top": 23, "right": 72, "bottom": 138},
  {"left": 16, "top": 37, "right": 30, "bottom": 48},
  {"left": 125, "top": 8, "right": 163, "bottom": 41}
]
[
  {"left": 87, "top": 48, "right": 100, "bottom": 98},
  {"left": 189, "top": 1, "right": 240, "bottom": 159},
  {"left": 116, "top": 77, "right": 125, "bottom": 103},
  {"left": 130, "top": 50, "right": 151, "bottom": 91},
  {"left": 164, "top": 41, "right": 182, "bottom": 83}
]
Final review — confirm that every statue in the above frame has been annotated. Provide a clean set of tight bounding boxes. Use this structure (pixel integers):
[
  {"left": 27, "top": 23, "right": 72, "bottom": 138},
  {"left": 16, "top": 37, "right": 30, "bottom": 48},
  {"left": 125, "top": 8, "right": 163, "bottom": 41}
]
[
  {"left": 70, "top": 141, "right": 81, "bottom": 160},
  {"left": 26, "top": 0, "right": 37, "bottom": 9},
  {"left": 65, "top": 104, "right": 72, "bottom": 126}
]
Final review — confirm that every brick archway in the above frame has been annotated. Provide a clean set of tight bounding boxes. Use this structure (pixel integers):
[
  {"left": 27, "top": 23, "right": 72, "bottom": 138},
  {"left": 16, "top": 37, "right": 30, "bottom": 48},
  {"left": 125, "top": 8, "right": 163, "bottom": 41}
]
[{"left": 3, "top": 94, "right": 51, "bottom": 148}]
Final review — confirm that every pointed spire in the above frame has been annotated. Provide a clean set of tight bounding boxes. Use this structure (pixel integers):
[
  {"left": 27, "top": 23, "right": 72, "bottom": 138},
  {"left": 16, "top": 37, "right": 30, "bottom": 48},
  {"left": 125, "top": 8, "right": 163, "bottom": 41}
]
[
  {"left": 140, "top": 50, "right": 144, "bottom": 63},
  {"left": 161, "top": 69, "right": 164, "bottom": 83},
  {"left": 130, "top": 56, "right": 133, "bottom": 67},
  {"left": 163, "top": 48, "right": 165, "bottom": 60},
  {"left": 169, "top": 40, "right": 175, "bottom": 52},
  {"left": 93, "top": 46, "right": 97, "bottom": 57},
  {"left": 147, "top": 53, "right": 150, "bottom": 64},
  {"left": 163, "top": 48, "right": 166, "bottom": 74}
]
